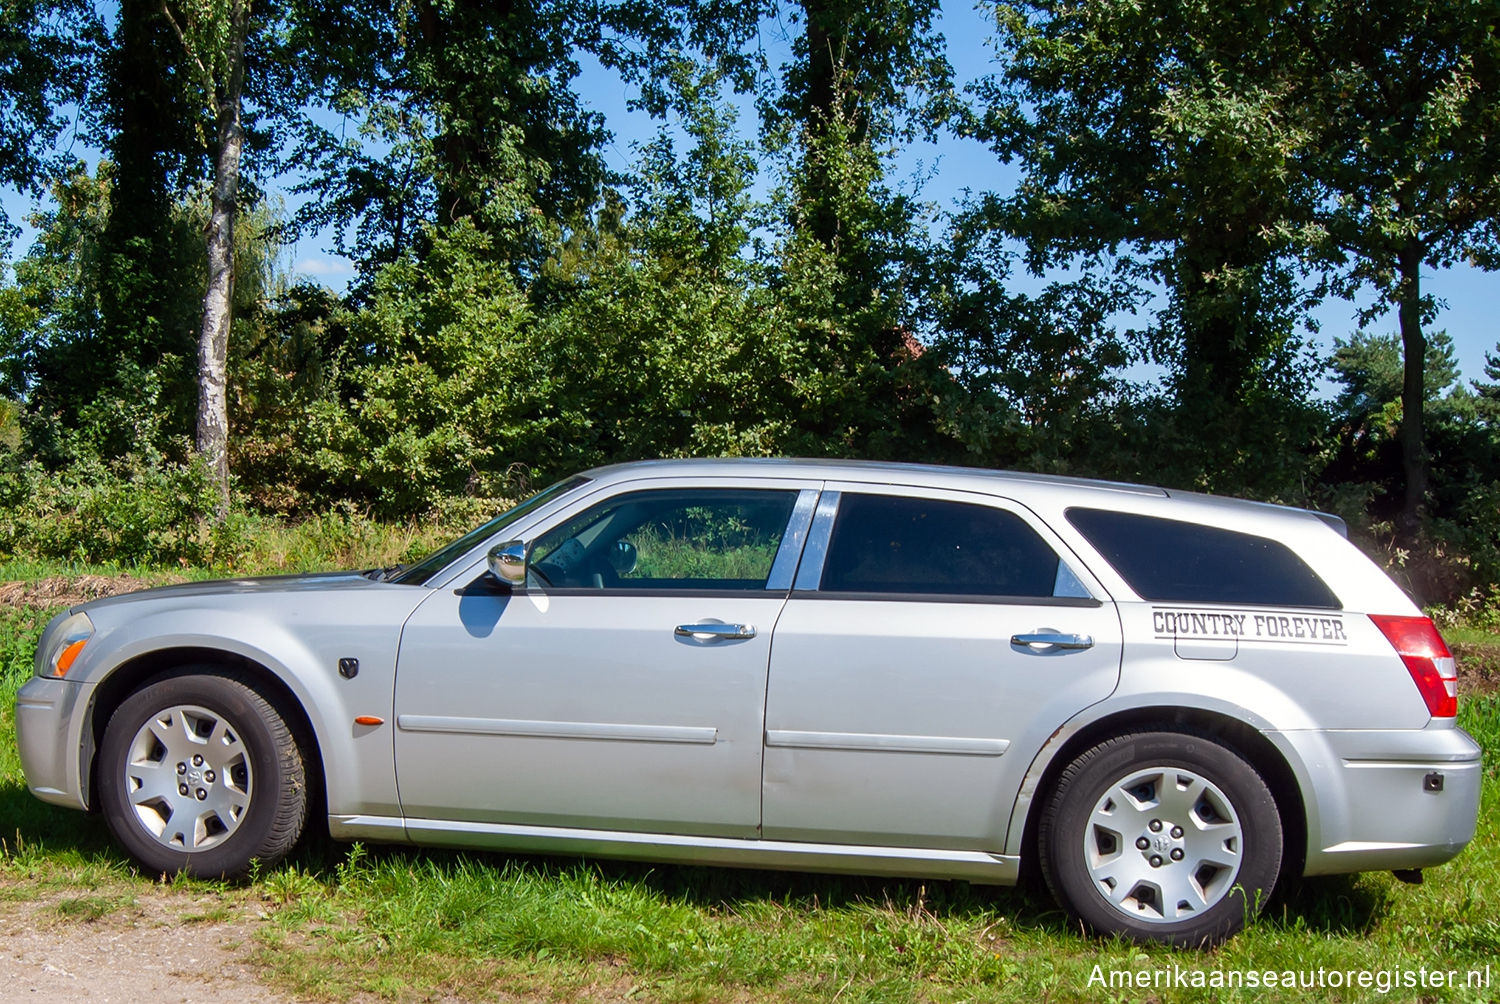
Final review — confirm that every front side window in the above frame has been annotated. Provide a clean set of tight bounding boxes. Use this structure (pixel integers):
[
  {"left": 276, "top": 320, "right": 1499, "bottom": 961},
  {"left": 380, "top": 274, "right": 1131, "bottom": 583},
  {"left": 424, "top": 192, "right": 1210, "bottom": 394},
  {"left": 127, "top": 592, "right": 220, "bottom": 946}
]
[
  {"left": 818, "top": 494, "right": 1068, "bottom": 598},
  {"left": 1065, "top": 508, "right": 1341, "bottom": 608},
  {"left": 529, "top": 488, "right": 799, "bottom": 591}
]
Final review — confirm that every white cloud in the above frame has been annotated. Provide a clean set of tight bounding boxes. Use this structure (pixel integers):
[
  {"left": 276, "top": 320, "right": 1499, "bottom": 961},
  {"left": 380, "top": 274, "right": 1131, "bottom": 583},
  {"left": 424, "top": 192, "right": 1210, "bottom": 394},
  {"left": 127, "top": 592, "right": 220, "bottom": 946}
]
[{"left": 295, "top": 257, "right": 355, "bottom": 278}]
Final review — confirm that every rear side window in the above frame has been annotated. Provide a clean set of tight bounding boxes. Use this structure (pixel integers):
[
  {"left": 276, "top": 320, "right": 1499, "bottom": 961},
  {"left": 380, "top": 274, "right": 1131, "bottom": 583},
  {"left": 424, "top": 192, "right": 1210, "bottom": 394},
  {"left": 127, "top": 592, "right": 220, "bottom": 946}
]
[
  {"left": 1066, "top": 508, "right": 1340, "bottom": 608},
  {"left": 819, "top": 494, "right": 1065, "bottom": 598}
]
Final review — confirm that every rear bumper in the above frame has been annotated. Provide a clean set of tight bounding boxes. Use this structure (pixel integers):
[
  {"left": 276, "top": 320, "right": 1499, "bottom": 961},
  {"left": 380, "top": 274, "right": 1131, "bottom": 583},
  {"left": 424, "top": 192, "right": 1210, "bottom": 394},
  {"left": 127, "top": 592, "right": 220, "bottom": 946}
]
[
  {"left": 1277, "top": 726, "right": 1481, "bottom": 875},
  {"left": 15, "top": 675, "right": 91, "bottom": 811}
]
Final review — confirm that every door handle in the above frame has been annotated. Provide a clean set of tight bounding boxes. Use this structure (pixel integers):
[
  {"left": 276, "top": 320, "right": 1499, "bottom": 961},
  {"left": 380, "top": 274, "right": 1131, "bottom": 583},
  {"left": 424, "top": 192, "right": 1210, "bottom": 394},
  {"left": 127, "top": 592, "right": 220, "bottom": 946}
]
[
  {"left": 675, "top": 623, "right": 757, "bottom": 640},
  {"left": 1011, "top": 632, "right": 1094, "bottom": 650}
]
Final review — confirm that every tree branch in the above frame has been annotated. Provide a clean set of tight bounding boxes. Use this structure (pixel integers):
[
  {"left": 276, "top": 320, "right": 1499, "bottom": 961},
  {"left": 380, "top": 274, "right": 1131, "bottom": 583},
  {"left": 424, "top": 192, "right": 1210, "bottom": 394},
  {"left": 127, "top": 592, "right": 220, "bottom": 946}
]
[{"left": 158, "top": 0, "right": 216, "bottom": 95}]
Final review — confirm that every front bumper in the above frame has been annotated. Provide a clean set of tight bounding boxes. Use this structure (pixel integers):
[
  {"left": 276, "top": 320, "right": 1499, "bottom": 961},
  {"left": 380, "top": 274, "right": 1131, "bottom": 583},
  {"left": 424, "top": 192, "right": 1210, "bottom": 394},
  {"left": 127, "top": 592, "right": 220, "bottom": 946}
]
[
  {"left": 15, "top": 675, "right": 92, "bottom": 811},
  {"left": 1278, "top": 726, "right": 1482, "bottom": 875}
]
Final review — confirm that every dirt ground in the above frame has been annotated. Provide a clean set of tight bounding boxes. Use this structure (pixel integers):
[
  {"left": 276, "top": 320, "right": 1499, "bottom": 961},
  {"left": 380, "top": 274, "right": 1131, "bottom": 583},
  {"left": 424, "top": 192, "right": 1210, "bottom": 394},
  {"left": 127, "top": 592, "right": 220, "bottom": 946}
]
[
  {"left": 0, "top": 885, "right": 295, "bottom": 1004},
  {"left": 0, "top": 574, "right": 180, "bottom": 611}
]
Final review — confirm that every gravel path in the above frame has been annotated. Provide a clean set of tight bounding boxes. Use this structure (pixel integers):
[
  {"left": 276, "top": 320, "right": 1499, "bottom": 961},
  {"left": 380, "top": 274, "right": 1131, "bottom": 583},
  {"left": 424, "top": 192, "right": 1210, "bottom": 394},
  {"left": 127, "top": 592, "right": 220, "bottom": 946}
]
[{"left": 0, "top": 885, "right": 296, "bottom": 1004}]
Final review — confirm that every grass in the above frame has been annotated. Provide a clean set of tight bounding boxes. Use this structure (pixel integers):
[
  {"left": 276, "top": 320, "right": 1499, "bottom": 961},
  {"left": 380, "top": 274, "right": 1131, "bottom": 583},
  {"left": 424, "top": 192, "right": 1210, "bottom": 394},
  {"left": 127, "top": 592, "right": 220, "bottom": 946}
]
[
  {"left": 1443, "top": 625, "right": 1500, "bottom": 647},
  {"left": 3, "top": 576, "right": 1500, "bottom": 1002}
]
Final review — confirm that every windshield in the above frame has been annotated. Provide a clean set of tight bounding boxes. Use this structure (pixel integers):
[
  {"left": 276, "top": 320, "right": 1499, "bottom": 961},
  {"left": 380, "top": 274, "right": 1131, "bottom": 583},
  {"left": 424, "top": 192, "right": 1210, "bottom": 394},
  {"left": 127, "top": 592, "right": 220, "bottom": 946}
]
[{"left": 391, "top": 476, "right": 590, "bottom": 585}]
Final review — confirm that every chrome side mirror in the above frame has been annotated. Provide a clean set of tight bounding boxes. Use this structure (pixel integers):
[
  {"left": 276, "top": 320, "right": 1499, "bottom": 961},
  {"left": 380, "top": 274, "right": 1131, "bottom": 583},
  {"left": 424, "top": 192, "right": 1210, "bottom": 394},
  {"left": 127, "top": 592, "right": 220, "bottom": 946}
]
[{"left": 487, "top": 540, "right": 527, "bottom": 585}]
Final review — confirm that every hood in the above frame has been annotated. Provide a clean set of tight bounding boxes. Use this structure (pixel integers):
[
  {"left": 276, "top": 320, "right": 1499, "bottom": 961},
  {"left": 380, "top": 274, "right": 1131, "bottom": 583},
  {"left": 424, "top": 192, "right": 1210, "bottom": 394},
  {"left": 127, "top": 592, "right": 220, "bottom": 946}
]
[{"left": 77, "top": 570, "right": 388, "bottom": 613}]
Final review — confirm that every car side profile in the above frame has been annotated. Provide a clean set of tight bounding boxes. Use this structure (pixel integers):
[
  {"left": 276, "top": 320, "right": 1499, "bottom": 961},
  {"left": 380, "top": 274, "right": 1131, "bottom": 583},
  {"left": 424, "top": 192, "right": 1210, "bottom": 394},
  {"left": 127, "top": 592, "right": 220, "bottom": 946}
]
[{"left": 16, "top": 459, "right": 1481, "bottom": 946}]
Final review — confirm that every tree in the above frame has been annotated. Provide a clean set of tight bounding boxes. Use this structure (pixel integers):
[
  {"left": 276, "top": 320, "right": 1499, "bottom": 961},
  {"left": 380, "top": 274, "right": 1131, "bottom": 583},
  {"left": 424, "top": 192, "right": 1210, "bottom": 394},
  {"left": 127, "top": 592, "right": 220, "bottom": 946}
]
[
  {"left": 776, "top": 0, "right": 950, "bottom": 249},
  {"left": 976, "top": 0, "right": 1325, "bottom": 490},
  {"left": 1326, "top": 329, "right": 1500, "bottom": 601},
  {"left": 0, "top": 0, "right": 101, "bottom": 241},
  {"left": 0, "top": 165, "right": 109, "bottom": 409},
  {"left": 1290, "top": 0, "right": 1500, "bottom": 538},
  {"left": 276, "top": 0, "right": 766, "bottom": 285},
  {"left": 981, "top": 0, "right": 1500, "bottom": 519},
  {"left": 159, "top": 0, "right": 254, "bottom": 515},
  {"left": 1475, "top": 346, "right": 1500, "bottom": 427},
  {"left": 924, "top": 219, "right": 1137, "bottom": 472},
  {"left": 3, "top": 1, "right": 202, "bottom": 451},
  {"left": 530, "top": 65, "right": 809, "bottom": 469},
  {"left": 72, "top": 0, "right": 205, "bottom": 448},
  {"left": 758, "top": 0, "right": 958, "bottom": 458}
]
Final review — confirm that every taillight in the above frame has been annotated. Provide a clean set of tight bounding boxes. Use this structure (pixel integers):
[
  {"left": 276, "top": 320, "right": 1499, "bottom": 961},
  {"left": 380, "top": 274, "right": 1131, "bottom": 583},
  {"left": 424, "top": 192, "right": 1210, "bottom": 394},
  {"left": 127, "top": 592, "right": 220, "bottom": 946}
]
[{"left": 1369, "top": 615, "right": 1457, "bottom": 718}]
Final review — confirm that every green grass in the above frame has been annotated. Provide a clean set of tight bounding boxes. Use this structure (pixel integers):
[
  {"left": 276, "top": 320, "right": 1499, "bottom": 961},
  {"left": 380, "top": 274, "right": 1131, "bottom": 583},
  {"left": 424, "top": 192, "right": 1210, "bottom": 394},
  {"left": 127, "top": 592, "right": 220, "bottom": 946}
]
[
  {"left": 628, "top": 528, "right": 780, "bottom": 582},
  {"left": 0, "top": 503, "right": 492, "bottom": 584},
  {"left": 1443, "top": 626, "right": 1500, "bottom": 647},
  {"left": 4, "top": 585, "right": 1500, "bottom": 1002}
]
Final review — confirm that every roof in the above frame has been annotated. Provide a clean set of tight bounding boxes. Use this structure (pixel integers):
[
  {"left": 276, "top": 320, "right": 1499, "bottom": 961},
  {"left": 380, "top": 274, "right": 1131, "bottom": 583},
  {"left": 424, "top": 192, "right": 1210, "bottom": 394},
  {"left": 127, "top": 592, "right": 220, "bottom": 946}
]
[
  {"left": 580, "top": 456, "right": 1167, "bottom": 497},
  {"left": 577, "top": 457, "right": 1346, "bottom": 534}
]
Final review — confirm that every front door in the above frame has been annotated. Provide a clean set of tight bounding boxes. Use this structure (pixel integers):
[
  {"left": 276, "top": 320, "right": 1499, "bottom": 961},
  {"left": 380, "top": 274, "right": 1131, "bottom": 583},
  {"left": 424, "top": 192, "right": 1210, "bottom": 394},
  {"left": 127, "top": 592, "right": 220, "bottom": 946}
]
[{"left": 394, "top": 480, "right": 815, "bottom": 837}]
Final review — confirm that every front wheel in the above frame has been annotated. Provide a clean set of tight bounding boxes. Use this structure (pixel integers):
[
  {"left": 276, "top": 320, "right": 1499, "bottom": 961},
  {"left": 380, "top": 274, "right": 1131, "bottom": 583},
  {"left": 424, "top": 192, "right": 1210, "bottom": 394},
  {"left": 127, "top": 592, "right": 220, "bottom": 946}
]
[
  {"left": 98, "top": 671, "right": 307, "bottom": 878},
  {"left": 1038, "top": 731, "right": 1282, "bottom": 947}
]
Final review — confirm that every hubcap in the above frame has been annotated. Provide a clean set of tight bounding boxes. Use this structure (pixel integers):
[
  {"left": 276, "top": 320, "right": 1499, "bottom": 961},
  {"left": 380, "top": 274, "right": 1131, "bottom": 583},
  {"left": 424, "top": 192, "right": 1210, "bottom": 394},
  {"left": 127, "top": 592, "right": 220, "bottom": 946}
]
[
  {"left": 1083, "top": 766, "right": 1243, "bottom": 923},
  {"left": 123, "top": 704, "right": 252, "bottom": 851}
]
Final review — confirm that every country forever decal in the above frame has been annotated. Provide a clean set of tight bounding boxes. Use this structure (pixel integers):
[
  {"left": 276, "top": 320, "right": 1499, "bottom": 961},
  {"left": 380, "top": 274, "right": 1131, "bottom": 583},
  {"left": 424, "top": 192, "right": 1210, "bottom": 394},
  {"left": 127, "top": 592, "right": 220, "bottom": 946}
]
[{"left": 1151, "top": 607, "right": 1348, "bottom": 645}]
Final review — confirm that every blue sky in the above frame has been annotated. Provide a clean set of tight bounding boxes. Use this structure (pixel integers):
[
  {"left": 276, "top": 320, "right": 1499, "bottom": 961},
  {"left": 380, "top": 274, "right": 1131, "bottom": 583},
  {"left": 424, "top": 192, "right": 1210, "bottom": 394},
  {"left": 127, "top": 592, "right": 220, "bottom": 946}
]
[{"left": 3, "top": 2, "right": 1495, "bottom": 388}]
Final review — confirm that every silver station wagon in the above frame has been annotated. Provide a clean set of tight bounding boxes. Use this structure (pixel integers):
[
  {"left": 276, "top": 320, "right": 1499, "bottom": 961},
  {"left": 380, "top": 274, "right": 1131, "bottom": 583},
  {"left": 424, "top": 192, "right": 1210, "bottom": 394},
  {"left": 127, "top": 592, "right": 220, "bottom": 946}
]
[{"left": 16, "top": 459, "right": 1482, "bottom": 946}]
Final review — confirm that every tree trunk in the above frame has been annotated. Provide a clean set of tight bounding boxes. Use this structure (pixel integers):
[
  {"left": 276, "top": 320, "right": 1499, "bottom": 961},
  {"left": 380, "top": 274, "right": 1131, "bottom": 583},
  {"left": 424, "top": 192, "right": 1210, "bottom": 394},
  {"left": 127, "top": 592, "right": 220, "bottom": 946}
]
[
  {"left": 1396, "top": 241, "right": 1427, "bottom": 542},
  {"left": 196, "top": 0, "right": 247, "bottom": 520}
]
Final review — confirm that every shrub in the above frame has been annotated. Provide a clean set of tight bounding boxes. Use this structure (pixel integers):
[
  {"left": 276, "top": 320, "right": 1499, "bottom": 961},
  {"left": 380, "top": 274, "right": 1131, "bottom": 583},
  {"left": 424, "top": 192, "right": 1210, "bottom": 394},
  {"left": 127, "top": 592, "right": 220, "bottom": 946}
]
[{"left": 0, "top": 449, "right": 219, "bottom": 565}]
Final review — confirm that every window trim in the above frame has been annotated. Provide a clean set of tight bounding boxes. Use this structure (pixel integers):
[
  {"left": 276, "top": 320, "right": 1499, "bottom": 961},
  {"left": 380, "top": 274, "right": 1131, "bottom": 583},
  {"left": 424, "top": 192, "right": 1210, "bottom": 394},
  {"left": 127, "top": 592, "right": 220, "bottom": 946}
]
[
  {"left": 512, "top": 587, "right": 794, "bottom": 600},
  {"left": 795, "top": 487, "right": 1095, "bottom": 601},
  {"left": 788, "top": 589, "right": 1102, "bottom": 607}
]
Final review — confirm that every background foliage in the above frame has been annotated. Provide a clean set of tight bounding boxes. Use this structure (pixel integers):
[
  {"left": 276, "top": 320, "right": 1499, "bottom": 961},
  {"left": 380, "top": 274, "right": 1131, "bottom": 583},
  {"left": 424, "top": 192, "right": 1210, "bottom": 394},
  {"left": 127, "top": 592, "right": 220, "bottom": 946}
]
[{"left": 1, "top": 0, "right": 1499, "bottom": 606}]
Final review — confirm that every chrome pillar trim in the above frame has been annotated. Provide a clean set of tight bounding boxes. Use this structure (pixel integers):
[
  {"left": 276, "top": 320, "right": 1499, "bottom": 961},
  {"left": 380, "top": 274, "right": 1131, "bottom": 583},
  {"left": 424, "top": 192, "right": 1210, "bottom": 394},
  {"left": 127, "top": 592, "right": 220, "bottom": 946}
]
[
  {"left": 792, "top": 490, "right": 842, "bottom": 591},
  {"left": 766, "top": 488, "right": 821, "bottom": 591}
]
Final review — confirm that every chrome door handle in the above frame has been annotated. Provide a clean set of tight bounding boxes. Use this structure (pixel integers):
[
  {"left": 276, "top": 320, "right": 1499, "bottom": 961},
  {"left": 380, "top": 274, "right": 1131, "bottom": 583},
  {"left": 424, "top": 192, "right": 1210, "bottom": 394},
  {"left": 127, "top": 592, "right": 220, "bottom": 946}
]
[
  {"left": 1011, "top": 632, "right": 1094, "bottom": 650},
  {"left": 675, "top": 623, "right": 757, "bottom": 640}
]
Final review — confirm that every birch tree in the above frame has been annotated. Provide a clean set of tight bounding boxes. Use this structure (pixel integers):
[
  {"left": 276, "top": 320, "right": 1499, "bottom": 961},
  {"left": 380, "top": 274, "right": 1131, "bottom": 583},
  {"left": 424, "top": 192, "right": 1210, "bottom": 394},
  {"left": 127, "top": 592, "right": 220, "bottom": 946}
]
[{"left": 161, "top": 0, "right": 249, "bottom": 515}]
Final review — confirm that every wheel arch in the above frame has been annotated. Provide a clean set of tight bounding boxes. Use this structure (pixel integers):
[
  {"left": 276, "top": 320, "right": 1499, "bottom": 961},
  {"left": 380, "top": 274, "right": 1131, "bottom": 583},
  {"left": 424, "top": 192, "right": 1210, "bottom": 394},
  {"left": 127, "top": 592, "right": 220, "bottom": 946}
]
[
  {"left": 83, "top": 646, "right": 326, "bottom": 829},
  {"left": 1011, "top": 706, "right": 1307, "bottom": 888}
]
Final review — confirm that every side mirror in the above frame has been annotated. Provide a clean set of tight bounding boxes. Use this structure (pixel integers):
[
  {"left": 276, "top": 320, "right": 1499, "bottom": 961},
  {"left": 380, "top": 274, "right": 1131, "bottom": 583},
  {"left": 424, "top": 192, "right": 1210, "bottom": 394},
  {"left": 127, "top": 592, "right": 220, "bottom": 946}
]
[
  {"left": 487, "top": 540, "right": 527, "bottom": 585},
  {"left": 608, "top": 539, "right": 638, "bottom": 575}
]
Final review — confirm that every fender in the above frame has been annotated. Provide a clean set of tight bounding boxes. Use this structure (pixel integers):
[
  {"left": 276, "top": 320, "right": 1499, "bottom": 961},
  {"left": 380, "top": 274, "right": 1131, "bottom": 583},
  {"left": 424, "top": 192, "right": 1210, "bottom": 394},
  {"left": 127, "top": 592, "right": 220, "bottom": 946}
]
[
  {"left": 73, "top": 592, "right": 423, "bottom": 819},
  {"left": 1003, "top": 688, "right": 1324, "bottom": 864}
]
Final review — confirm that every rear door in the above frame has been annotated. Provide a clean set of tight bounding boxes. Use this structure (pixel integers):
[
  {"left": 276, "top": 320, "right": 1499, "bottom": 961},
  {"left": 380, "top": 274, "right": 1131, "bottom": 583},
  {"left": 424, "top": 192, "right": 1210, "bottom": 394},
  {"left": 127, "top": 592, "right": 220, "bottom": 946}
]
[{"left": 762, "top": 484, "right": 1122, "bottom": 851}]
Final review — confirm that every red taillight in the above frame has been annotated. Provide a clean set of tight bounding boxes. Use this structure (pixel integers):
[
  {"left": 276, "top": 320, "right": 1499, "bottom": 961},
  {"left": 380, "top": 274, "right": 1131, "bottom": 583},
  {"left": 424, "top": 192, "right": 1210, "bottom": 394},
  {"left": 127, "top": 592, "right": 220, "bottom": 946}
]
[{"left": 1369, "top": 614, "right": 1458, "bottom": 718}]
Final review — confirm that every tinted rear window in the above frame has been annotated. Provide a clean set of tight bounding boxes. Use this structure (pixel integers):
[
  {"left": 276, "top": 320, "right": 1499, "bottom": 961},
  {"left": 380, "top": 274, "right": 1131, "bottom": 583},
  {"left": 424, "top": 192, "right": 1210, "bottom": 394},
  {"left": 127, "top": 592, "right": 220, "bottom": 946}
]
[
  {"left": 821, "top": 494, "right": 1062, "bottom": 597},
  {"left": 1065, "top": 508, "right": 1340, "bottom": 609}
]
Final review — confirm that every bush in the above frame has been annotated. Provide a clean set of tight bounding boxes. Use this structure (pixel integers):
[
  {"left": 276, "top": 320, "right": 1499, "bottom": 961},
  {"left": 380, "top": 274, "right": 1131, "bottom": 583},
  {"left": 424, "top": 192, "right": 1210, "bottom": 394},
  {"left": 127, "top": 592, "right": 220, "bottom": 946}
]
[{"left": 0, "top": 450, "right": 220, "bottom": 565}]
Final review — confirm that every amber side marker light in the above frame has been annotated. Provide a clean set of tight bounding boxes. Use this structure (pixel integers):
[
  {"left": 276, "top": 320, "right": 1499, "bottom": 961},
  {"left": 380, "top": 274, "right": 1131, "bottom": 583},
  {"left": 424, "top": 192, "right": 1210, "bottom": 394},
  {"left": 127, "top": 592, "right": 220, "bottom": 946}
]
[
  {"left": 1369, "top": 614, "right": 1458, "bottom": 718},
  {"left": 353, "top": 716, "right": 385, "bottom": 726},
  {"left": 52, "top": 639, "right": 88, "bottom": 677}
]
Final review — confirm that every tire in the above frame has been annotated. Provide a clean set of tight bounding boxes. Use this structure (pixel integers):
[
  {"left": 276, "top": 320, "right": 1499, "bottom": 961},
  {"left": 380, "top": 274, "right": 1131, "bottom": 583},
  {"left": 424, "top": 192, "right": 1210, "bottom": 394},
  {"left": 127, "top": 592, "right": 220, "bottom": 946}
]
[
  {"left": 1038, "top": 731, "right": 1282, "bottom": 948},
  {"left": 98, "top": 670, "right": 307, "bottom": 878}
]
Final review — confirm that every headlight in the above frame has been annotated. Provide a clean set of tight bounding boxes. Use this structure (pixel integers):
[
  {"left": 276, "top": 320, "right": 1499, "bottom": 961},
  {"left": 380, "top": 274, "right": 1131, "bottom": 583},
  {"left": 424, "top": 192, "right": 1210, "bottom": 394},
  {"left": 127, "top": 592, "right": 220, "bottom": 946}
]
[{"left": 39, "top": 611, "right": 93, "bottom": 679}]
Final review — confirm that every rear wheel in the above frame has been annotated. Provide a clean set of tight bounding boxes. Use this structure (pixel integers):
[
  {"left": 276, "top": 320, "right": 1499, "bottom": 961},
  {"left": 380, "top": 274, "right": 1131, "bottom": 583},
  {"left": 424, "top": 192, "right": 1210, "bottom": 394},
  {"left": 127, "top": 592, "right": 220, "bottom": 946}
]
[
  {"left": 1038, "top": 731, "right": 1282, "bottom": 947},
  {"left": 98, "top": 671, "right": 307, "bottom": 878}
]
